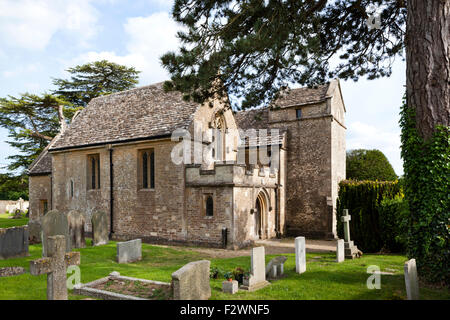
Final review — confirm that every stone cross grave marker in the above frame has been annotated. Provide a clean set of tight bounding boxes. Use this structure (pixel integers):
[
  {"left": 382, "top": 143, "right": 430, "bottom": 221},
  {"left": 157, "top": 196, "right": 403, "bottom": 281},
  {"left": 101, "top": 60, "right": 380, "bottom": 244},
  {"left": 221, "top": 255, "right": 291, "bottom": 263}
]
[
  {"left": 240, "top": 246, "right": 269, "bottom": 291},
  {"left": 295, "top": 236, "right": 306, "bottom": 274},
  {"left": 30, "top": 235, "right": 80, "bottom": 300},
  {"left": 41, "top": 210, "right": 70, "bottom": 257},
  {"left": 404, "top": 259, "right": 420, "bottom": 300},
  {"left": 340, "top": 209, "right": 359, "bottom": 259}
]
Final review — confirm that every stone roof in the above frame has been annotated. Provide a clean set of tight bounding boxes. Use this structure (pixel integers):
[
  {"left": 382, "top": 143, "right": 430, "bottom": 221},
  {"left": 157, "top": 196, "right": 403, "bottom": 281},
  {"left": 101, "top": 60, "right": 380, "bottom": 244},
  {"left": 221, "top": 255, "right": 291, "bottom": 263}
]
[
  {"left": 28, "top": 147, "right": 52, "bottom": 175},
  {"left": 234, "top": 108, "right": 285, "bottom": 147},
  {"left": 234, "top": 108, "right": 270, "bottom": 130},
  {"left": 272, "top": 82, "right": 330, "bottom": 108},
  {"left": 50, "top": 82, "right": 201, "bottom": 151}
]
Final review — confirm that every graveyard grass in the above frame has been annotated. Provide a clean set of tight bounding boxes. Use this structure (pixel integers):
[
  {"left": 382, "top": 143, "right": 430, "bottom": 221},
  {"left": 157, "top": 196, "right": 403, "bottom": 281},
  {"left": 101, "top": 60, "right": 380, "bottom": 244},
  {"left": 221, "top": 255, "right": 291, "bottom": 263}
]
[
  {"left": 0, "top": 240, "right": 449, "bottom": 300},
  {"left": 0, "top": 213, "right": 28, "bottom": 228}
]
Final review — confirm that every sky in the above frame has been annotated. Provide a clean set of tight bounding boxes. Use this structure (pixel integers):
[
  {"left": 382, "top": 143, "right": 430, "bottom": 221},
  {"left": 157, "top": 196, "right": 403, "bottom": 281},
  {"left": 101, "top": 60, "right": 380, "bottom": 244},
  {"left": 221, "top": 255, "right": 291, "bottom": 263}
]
[{"left": 0, "top": 0, "right": 406, "bottom": 176}]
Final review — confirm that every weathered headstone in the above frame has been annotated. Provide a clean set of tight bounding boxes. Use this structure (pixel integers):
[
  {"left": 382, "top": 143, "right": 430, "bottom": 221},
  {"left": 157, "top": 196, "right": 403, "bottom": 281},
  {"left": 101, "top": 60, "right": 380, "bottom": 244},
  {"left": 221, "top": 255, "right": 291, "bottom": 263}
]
[
  {"left": 117, "top": 239, "right": 142, "bottom": 263},
  {"left": 222, "top": 280, "right": 238, "bottom": 294},
  {"left": 0, "top": 226, "right": 29, "bottom": 259},
  {"left": 240, "top": 246, "right": 269, "bottom": 291},
  {"left": 41, "top": 210, "right": 70, "bottom": 257},
  {"left": 265, "top": 256, "right": 287, "bottom": 279},
  {"left": 28, "top": 220, "right": 42, "bottom": 244},
  {"left": 295, "top": 236, "right": 306, "bottom": 274},
  {"left": 91, "top": 211, "right": 109, "bottom": 246},
  {"left": 341, "top": 209, "right": 360, "bottom": 259},
  {"left": 67, "top": 210, "right": 86, "bottom": 249},
  {"left": 336, "top": 239, "right": 345, "bottom": 263},
  {"left": 404, "top": 259, "right": 420, "bottom": 300},
  {"left": 30, "top": 235, "right": 80, "bottom": 300},
  {"left": 171, "top": 260, "right": 211, "bottom": 300}
]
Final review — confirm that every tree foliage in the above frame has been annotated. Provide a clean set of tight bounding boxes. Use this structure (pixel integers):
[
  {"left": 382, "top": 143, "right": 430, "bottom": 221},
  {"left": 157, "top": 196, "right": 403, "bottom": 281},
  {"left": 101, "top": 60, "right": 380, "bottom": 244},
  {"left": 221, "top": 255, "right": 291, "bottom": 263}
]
[
  {"left": 346, "top": 149, "right": 397, "bottom": 181},
  {"left": 52, "top": 60, "right": 140, "bottom": 108},
  {"left": 0, "top": 94, "right": 73, "bottom": 171},
  {"left": 161, "top": 0, "right": 406, "bottom": 109},
  {"left": 337, "top": 180, "right": 404, "bottom": 253},
  {"left": 0, "top": 60, "right": 140, "bottom": 172},
  {"left": 0, "top": 173, "right": 28, "bottom": 200},
  {"left": 400, "top": 99, "right": 449, "bottom": 285}
]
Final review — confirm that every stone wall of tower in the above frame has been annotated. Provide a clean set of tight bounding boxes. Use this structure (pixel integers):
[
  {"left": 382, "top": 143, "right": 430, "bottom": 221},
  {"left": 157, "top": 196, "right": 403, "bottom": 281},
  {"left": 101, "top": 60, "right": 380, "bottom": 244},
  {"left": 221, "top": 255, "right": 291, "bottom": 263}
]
[{"left": 268, "top": 88, "right": 346, "bottom": 239}]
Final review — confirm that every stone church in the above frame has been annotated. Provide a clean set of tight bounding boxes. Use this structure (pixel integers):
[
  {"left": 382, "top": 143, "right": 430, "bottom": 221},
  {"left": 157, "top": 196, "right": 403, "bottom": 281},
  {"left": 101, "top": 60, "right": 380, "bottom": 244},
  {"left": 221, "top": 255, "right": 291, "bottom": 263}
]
[{"left": 28, "top": 80, "right": 346, "bottom": 248}]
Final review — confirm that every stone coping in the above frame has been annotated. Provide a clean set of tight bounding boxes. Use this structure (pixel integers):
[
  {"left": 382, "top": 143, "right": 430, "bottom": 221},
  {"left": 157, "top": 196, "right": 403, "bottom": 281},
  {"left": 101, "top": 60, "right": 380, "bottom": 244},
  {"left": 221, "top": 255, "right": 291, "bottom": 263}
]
[{"left": 73, "top": 271, "right": 171, "bottom": 300}]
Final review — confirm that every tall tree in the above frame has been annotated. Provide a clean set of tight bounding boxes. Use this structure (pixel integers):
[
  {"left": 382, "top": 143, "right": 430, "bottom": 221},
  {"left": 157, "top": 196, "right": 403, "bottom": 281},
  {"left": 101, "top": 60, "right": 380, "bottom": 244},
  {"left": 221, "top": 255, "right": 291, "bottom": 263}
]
[
  {"left": 52, "top": 60, "right": 140, "bottom": 107},
  {"left": 0, "top": 60, "right": 141, "bottom": 172},
  {"left": 346, "top": 149, "right": 398, "bottom": 181},
  {"left": 0, "top": 94, "right": 72, "bottom": 171},
  {"left": 162, "top": 0, "right": 449, "bottom": 283}
]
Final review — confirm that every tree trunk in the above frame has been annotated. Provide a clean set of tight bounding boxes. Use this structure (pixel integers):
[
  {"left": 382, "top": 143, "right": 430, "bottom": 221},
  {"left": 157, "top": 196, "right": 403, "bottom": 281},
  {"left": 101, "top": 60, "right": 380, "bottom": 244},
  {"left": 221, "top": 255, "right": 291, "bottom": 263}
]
[{"left": 406, "top": 0, "right": 450, "bottom": 140}]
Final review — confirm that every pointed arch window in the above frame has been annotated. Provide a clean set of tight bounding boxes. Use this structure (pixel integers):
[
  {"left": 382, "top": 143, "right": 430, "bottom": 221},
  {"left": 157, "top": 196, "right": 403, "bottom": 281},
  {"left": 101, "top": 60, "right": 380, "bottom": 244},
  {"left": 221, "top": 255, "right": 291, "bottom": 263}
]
[
  {"left": 140, "top": 149, "right": 155, "bottom": 189},
  {"left": 87, "top": 154, "right": 100, "bottom": 190},
  {"left": 205, "top": 194, "right": 214, "bottom": 217}
]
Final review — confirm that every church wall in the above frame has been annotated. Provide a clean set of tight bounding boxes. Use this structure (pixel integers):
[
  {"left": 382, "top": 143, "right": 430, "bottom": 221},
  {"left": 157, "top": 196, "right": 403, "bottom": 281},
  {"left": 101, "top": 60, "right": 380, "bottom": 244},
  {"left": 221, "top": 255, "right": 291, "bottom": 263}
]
[
  {"left": 269, "top": 102, "right": 335, "bottom": 238},
  {"left": 51, "top": 147, "right": 110, "bottom": 231},
  {"left": 184, "top": 186, "right": 233, "bottom": 247},
  {"left": 28, "top": 174, "right": 52, "bottom": 221}
]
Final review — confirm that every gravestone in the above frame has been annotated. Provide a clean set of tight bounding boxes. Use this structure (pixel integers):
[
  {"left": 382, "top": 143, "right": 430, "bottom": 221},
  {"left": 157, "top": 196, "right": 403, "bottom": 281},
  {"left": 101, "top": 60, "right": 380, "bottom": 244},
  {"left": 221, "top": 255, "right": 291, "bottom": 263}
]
[
  {"left": 341, "top": 209, "right": 360, "bottom": 259},
  {"left": 0, "top": 226, "right": 29, "bottom": 259},
  {"left": 222, "top": 280, "right": 238, "bottom": 294},
  {"left": 404, "top": 259, "right": 420, "bottom": 300},
  {"left": 171, "top": 260, "right": 211, "bottom": 300},
  {"left": 30, "top": 235, "right": 80, "bottom": 300},
  {"left": 240, "top": 246, "right": 269, "bottom": 291},
  {"left": 41, "top": 210, "right": 70, "bottom": 257},
  {"left": 265, "top": 256, "right": 287, "bottom": 279},
  {"left": 117, "top": 239, "right": 142, "bottom": 263},
  {"left": 336, "top": 239, "right": 345, "bottom": 263},
  {"left": 91, "top": 211, "right": 109, "bottom": 246},
  {"left": 295, "top": 237, "right": 306, "bottom": 274},
  {"left": 67, "top": 210, "right": 86, "bottom": 249},
  {"left": 28, "top": 220, "right": 42, "bottom": 244}
]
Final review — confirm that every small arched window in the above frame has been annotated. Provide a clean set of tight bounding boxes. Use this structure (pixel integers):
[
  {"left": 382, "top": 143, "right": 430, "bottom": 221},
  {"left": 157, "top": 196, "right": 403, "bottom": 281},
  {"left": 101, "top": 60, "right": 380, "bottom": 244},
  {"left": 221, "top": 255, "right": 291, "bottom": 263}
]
[
  {"left": 205, "top": 195, "right": 214, "bottom": 216},
  {"left": 141, "top": 149, "right": 155, "bottom": 189}
]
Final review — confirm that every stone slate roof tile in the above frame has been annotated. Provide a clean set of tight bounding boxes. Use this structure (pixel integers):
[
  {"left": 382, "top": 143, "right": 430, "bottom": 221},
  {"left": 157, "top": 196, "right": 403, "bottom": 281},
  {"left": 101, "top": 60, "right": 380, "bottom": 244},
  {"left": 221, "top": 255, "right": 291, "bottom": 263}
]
[
  {"left": 50, "top": 82, "right": 201, "bottom": 151},
  {"left": 272, "top": 83, "right": 330, "bottom": 108},
  {"left": 234, "top": 108, "right": 270, "bottom": 130},
  {"left": 28, "top": 147, "right": 52, "bottom": 175}
]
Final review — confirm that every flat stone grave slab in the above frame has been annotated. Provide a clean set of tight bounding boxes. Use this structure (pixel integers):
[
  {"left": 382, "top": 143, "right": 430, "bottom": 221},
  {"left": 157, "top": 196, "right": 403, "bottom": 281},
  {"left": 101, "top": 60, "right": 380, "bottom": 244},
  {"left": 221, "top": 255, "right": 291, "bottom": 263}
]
[
  {"left": 117, "top": 239, "right": 142, "bottom": 263},
  {"left": 74, "top": 272, "right": 172, "bottom": 300}
]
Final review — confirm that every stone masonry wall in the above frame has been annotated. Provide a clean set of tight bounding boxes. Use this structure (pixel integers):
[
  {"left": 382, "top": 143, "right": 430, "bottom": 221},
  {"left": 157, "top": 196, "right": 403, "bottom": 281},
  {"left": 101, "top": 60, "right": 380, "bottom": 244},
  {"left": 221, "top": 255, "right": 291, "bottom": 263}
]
[
  {"left": 269, "top": 102, "right": 334, "bottom": 238},
  {"left": 28, "top": 175, "right": 52, "bottom": 221}
]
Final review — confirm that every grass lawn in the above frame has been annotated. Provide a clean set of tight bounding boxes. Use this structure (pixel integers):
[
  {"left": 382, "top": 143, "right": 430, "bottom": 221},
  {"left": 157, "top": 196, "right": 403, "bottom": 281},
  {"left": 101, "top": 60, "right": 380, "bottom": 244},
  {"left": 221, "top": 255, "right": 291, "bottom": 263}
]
[
  {"left": 0, "top": 213, "right": 28, "bottom": 228},
  {"left": 0, "top": 240, "right": 448, "bottom": 300}
]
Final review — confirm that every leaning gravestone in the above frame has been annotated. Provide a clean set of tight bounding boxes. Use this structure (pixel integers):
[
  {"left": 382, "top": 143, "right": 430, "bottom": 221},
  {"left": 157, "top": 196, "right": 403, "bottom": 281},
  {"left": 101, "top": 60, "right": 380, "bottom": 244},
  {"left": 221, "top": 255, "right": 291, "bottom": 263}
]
[
  {"left": 404, "top": 259, "right": 420, "bottom": 300},
  {"left": 30, "top": 235, "right": 80, "bottom": 300},
  {"left": 336, "top": 239, "right": 345, "bottom": 263},
  {"left": 91, "top": 211, "right": 109, "bottom": 246},
  {"left": 67, "top": 210, "right": 86, "bottom": 249},
  {"left": 171, "top": 260, "right": 211, "bottom": 300},
  {"left": 240, "top": 246, "right": 270, "bottom": 291},
  {"left": 117, "top": 239, "right": 142, "bottom": 263},
  {"left": 41, "top": 210, "right": 70, "bottom": 257},
  {"left": 265, "top": 256, "right": 287, "bottom": 279},
  {"left": 295, "top": 236, "right": 306, "bottom": 274}
]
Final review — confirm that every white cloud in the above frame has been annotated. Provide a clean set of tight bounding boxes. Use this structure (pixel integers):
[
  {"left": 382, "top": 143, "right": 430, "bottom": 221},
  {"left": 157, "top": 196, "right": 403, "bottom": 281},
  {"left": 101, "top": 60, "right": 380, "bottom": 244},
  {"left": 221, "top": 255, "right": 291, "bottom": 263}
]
[
  {"left": 73, "top": 11, "right": 180, "bottom": 85},
  {"left": 0, "top": 0, "right": 99, "bottom": 50},
  {"left": 347, "top": 121, "right": 403, "bottom": 175},
  {"left": 2, "top": 63, "right": 42, "bottom": 78}
]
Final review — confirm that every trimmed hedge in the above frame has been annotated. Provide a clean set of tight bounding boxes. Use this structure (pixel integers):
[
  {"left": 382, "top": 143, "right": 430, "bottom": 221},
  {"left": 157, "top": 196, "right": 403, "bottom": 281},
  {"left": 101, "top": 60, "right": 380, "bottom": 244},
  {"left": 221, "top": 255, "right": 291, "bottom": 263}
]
[{"left": 336, "top": 180, "right": 404, "bottom": 253}]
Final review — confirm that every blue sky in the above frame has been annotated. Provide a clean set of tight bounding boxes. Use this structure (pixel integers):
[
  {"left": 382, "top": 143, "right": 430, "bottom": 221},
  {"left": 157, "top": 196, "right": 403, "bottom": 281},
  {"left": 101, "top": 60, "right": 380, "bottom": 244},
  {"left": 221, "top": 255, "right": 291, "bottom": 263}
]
[{"left": 0, "top": 0, "right": 406, "bottom": 175}]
